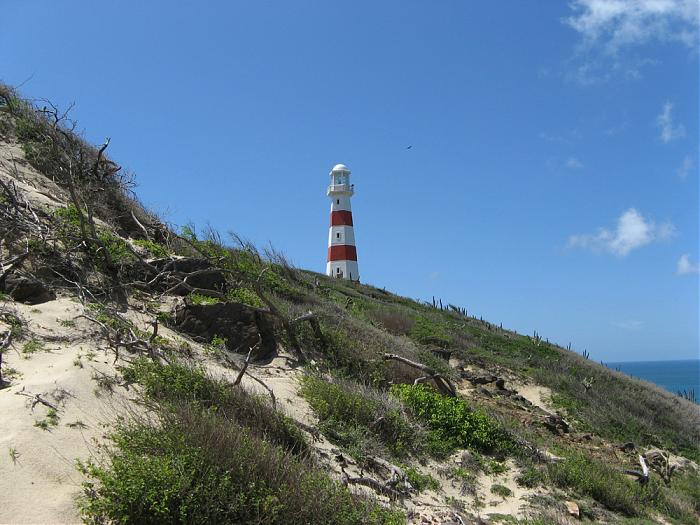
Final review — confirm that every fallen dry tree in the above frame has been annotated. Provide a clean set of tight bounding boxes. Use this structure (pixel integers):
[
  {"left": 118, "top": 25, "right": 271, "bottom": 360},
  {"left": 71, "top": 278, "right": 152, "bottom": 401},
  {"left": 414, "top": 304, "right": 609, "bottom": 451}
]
[{"left": 381, "top": 353, "right": 457, "bottom": 397}]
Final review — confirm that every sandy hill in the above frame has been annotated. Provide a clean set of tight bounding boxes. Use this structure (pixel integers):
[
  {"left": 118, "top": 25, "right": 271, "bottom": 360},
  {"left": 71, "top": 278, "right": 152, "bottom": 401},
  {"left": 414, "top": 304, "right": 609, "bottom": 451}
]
[{"left": 1, "top": 84, "right": 699, "bottom": 525}]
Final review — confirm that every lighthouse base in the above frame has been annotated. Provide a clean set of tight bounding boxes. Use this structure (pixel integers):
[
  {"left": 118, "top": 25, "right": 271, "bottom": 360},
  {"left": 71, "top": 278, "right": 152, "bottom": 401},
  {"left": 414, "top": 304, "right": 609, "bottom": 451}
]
[{"left": 326, "top": 260, "right": 359, "bottom": 282}]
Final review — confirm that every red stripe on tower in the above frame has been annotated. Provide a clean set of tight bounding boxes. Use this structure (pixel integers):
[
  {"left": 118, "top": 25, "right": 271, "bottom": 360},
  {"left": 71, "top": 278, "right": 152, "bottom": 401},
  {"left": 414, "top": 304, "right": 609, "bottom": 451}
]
[
  {"left": 330, "top": 210, "right": 354, "bottom": 226},
  {"left": 328, "top": 245, "right": 358, "bottom": 262}
]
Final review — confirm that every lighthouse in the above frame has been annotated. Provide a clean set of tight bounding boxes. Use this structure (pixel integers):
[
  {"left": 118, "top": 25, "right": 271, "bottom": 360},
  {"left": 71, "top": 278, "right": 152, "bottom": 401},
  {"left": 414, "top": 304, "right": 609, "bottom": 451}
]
[{"left": 326, "top": 163, "right": 359, "bottom": 281}]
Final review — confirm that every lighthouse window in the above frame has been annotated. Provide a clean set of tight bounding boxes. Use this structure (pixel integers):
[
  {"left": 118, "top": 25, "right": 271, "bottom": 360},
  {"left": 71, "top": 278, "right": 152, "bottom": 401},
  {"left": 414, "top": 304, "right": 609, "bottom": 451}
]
[
  {"left": 336, "top": 233, "right": 341, "bottom": 239},
  {"left": 336, "top": 199, "right": 340, "bottom": 204}
]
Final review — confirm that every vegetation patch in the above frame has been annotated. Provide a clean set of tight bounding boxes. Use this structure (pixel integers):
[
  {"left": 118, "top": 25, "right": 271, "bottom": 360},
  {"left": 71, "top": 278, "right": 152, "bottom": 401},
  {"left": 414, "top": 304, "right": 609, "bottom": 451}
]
[
  {"left": 390, "top": 384, "right": 513, "bottom": 457},
  {"left": 403, "top": 467, "right": 440, "bottom": 493},
  {"left": 546, "top": 452, "right": 644, "bottom": 517},
  {"left": 491, "top": 484, "right": 513, "bottom": 499},
  {"left": 188, "top": 293, "right": 222, "bottom": 305},
  {"left": 227, "top": 286, "right": 264, "bottom": 308},
  {"left": 78, "top": 406, "right": 405, "bottom": 525},
  {"left": 121, "top": 358, "right": 306, "bottom": 453},
  {"left": 21, "top": 338, "right": 44, "bottom": 357},
  {"left": 300, "top": 375, "right": 425, "bottom": 460},
  {"left": 409, "top": 316, "right": 450, "bottom": 348},
  {"left": 133, "top": 239, "right": 169, "bottom": 258}
]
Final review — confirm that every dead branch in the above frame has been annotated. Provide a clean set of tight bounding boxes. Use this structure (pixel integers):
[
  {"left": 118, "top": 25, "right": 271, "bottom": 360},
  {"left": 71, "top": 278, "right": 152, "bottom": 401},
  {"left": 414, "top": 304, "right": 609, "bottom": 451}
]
[
  {"left": 291, "top": 310, "right": 327, "bottom": 349},
  {"left": 340, "top": 469, "right": 405, "bottom": 500},
  {"left": 624, "top": 454, "right": 650, "bottom": 484},
  {"left": 0, "top": 250, "right": 29, "bottom": 285},
  {"left": 382, "top": 353, "right": 457, "bottom": 397},
  {"left": 15, "top": 387, "right": 59, "bottom": 411},
  {"left": 233, "top": 344, "right": 256, "bottom": 386},
  {"left": 130, "top": 210, "right": 151, "bottom": 241},
  {"left": 244, "top": 371, "right": 277, "bottom": 408}
]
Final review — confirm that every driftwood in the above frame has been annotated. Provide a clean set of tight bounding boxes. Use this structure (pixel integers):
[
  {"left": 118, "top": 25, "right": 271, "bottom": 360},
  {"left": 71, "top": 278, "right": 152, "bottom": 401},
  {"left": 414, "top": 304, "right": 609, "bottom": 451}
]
[
  {"left": 382, "top": 353, "right": 457, "bottom": 397},
  {"left": 15, "top": 387, "right": 59, "bottom": 411},
  {"left": 340, "top": 468, "right": 405, "bottom": 500},
  {"left": 79, "top": 309, "right": 163, "bottom": 363},
  {"left": 643, "top": 450, "right": 677, "bottom": 485},
  {"left": 233, "top": 343, "right": 257, "bottom": 386},
  {"left": 624, "top": 455, "right": 650, "bottom": 484}
]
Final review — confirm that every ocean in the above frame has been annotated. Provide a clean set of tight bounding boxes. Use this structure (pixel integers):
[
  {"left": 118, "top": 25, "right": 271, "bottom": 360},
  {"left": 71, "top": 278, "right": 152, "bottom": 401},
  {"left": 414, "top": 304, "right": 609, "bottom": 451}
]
[{"left": 606, "top": 359, "right": 700, "bottom": 398}]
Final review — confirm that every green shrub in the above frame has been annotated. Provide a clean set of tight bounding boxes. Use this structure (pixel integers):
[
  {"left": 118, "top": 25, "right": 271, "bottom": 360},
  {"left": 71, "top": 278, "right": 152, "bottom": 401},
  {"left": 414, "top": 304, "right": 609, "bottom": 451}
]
[
  {"left": 189, "top": 293, "right": 221, "bottom": 305},
  {"left": 133, "top": 239, "right": 169, "bottom": 258},
  {"left": 546, "top": 453, "right": 642, "bottom": 516},
  {"left": 300, "top": 376, "right": 424, "bottom": 459},
  {"left": 98, "top": 230, "right": 134, "bottom": 264},
  {"left": 490, "top": 484, "right": 513, "bottom": 498},
  {"left": 21, "top": 339, "right": 44, "bottom": 356},
  {"left": 403, "top": 467, "right": 440, "bottom": 493},
  {"left": 409, "top": 317, "right": 450, "bottom": 347},
  {"left": 390, "top": 384, "right": 513, "bottom": 456},
  {"left": 122, "top": 359, "right": 306, "bottom": 453},
  {"left": 227, "top": 287, "right": 264, "bottom": 308},
  {"left": 516, "top": 466, "right": 546, "bottom": 488},
  {"left": 79, "top": 406, "right": 405, "bottom": 525}
]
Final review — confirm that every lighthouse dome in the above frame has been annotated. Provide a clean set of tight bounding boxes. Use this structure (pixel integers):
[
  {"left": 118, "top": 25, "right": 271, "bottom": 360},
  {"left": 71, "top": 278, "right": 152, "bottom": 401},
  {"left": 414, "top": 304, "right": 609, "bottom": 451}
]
[{"left": 331, "top": 163, "right": 350, "bottom": 174}]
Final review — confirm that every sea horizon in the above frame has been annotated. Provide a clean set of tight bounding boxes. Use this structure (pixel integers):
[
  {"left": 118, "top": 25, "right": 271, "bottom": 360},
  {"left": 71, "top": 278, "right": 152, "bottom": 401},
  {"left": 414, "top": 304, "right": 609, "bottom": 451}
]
[{"left": 605, "top": 358, "right": 700, "bottom": 399}]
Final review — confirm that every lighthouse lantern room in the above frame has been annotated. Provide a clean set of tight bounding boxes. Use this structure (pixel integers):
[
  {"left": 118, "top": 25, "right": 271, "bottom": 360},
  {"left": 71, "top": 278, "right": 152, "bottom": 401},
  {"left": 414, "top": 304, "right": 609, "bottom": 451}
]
[{"left": 326, "top": 164, "right": 359, "bottom": 281}]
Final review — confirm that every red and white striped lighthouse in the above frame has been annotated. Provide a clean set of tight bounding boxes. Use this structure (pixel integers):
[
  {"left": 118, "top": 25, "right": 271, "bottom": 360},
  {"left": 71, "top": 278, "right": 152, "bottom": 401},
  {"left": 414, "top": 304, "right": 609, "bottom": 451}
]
[{"left": 326, "top": 163, "right": 359, "bottom": 281}]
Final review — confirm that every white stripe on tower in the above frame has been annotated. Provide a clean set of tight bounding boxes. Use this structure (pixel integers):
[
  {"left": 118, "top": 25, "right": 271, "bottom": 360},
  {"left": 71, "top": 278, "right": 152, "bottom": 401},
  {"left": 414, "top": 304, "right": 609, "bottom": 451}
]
[{"left": 326, "top": 164, "right": 359, "bottom": 281}]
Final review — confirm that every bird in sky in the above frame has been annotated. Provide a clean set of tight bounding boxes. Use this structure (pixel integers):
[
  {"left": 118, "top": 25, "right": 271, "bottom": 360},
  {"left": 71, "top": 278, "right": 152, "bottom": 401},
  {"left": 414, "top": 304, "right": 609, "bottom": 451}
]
[{"left": 406, "top": 145, "right": 412, "bottom": 149}]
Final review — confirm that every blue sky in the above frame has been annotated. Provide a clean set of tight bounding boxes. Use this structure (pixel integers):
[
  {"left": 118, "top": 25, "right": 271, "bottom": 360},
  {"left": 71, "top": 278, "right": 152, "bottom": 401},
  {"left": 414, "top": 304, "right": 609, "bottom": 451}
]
[{"left": 1, "top": 1, "right": 698, "bottom": 361}]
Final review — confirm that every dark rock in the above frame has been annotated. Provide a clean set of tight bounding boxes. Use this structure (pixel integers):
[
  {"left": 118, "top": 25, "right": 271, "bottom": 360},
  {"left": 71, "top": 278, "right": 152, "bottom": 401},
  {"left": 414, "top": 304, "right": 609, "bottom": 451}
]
[
  {"left": 2, "top": 274, "right": 56, "bottom": 304},
  {"left": 150, "top": 257, "right": 212, "bottom": 274},
  {"left": 619, "top": 442, "right": 636, "bottom": 452},
  {"left": 173, "top": 298, "right": 276, "bottom": 359},
  {"left": 495, "top": 378, "right": 506, "bottom": 390},
  {"left": 430, "top": 347, "right": 452, "bottom": 361},
  {"left": 179, "top": 269, "right": 226, "bottom": 294},
  {"left": 461, "top": 371, "right": 498, "bottom": 385},
  {"left": 543, "top": 413, "right": 570, "bottom": 435},
  {"left": 477, "top": 386, "right": 493, "bottom": 397},
  {"left": 147, "top": 258, "right": 227, "bottom": 295}
]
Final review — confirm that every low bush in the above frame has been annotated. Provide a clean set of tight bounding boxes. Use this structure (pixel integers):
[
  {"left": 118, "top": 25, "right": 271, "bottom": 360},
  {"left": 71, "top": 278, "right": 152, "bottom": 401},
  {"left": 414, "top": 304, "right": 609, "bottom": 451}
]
[
  {"left": 367, "top": 307, "right": 416, "bottom": 336},
  {"left": 403, "top": 467, "right": 440, "bottom": 493},
  {"left": 133, "top": 239, "right": 169, "bottom": 258},
  {"left": 227, "top": 286, "right": 264, "bottom": 308},
  {"left": 546, "top": 453, "right": 642, "bottom": 516},
  {"left": 409, "top": 317, "right": 450, "bottom": 348},
  {"left": 122, "top": 358, "right": 306, "bottom": 453},
  {"left": 79, "top": 404, "right": 405, "bottom": 525},
  {"left": 188, "top": 293, "right": 222, "bottom": 305},
  {"left": 300, "top": 375, "right": 424, "bottom": 460},
  {"left": 390, "top": 384, "right": 513, "bottom": 457}
]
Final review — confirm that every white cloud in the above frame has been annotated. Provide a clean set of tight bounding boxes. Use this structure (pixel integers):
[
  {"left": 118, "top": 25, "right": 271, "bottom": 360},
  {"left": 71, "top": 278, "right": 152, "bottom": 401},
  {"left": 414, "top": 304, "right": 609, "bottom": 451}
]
[
  {"left": 657, "top": 101, "right": 686, "bottom": 143},
  {"left": 564, "top": 0, "right": 699, "bottom": 82},
  {"left": 428, "top": 271, "right": 441, "bottom": 281},
  {"left": 566, "top": 0, "right": 699, "bottom": 52},
  {"left": 568, "top": 208, "right": 675, "bottom": 256},
  {"left": 565, "top": 156, "right": 584, "bottom": 169},
  {"left": 676, "top": 254, "right": 700, "bottom": 275},
  {"left": 677, "top": 154, "right": 695, "bottom": 178}
]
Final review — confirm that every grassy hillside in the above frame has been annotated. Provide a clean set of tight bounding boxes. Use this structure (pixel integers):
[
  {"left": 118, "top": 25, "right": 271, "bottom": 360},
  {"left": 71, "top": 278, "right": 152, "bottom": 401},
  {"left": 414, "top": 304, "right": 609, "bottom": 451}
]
[{"left": 1, "top": 83, "right": 698, "bottom": 524}]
